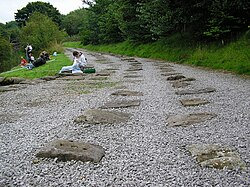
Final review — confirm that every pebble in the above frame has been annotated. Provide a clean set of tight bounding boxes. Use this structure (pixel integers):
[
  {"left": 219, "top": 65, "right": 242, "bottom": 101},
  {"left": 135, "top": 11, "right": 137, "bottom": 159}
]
[{"left": 0, "top": 49, "right": 249, "bottom": 186}]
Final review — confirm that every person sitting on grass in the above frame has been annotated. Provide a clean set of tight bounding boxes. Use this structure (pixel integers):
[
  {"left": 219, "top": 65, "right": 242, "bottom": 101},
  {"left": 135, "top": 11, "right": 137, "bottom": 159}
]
[
  {"left": 59, "top": 51, "right": 87, "bottom": 74},
  {"left": 20, "top": 56, "right": 28, "bottom": 67},
  {"left": 25, "top": 44, "right": 32, "bottom": 61},
  {"left": 25, "top": 51, "right": 49, "bottom": 70}
]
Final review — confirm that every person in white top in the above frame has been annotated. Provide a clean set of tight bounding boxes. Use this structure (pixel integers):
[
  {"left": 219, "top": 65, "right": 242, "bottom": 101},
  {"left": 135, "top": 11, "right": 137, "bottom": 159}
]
[
  {"left": 25, "top": 44, "right": 32, "bottom": 61},
  {"left": 59, "top": 51, "right": 87, "bottom": 74}
]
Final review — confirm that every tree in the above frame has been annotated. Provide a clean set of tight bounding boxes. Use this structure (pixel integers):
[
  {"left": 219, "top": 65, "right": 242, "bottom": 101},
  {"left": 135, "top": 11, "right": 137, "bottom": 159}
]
[
  {"left": 61, "top": 9, "right": 88, "bottom": 36},
  {"left": 0, "top": 36, "right": 13, "bottom": 72},
  {"left": 204, "top": 0, "right": 250, "bottom": 40},
  {"left": 138, "top": 0, "right": 173, "bottom": 40},
  {"left": 0, "top": 23, "right": 9, "bottom": 39},
  {"left": 80, "top": 0, "right": 123, "bottom": 44},
  {"left": 4, "top": 21, "right": 21, "bottom": 43},
  {"left": 96, "top": 0, "right": 124, "bottom": 43},
  {"left": 15, "top": 1, "right": 62, "bottom": 27},
  {"left": 79, "top": 0, "right": 250, "bottom": 44},
  {"left": 116, "top": 0, "right": 151, "bottom": 43},
  {"left": 20, "top": 12, "right": 67, "bottom": 53},
  {"left": 80, "top": 9, "right": 100, "bottom": 45}
]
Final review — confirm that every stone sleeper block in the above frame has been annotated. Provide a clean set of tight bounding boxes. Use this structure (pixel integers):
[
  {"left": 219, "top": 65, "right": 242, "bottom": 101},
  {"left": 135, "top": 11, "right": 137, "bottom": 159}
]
[
  {"left": 100, "top": 99, "right": 141, "bottom": 109},
  {"left": 36, "top": 139, "right": 105, "bottom": 163},
  {"left": 111, "top": 90, "right": 143, "bottom": 96},
  {"left": 166, "top": 113, "right": 217, "bottom": 127},
  {"left": 186, "top": 144, "right": 246, "bottom": 170},
  {"left": 74, "top": 109, "right": 131, "bottom": 124},
  {"left": 176, "top": 87, "right": 216, "bottom": 95},
  {"left": 180, "top": 98, "right": 210, "bottom": 106}
]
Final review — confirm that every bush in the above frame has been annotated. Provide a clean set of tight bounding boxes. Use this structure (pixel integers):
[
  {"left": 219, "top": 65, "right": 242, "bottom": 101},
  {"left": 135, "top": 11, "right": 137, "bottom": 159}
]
[
  {"left": 0, "top": 36, "right": 13, "bottom": 73},
  {"left": 20, "top": 12, "right": 67, "bottom": 56}
]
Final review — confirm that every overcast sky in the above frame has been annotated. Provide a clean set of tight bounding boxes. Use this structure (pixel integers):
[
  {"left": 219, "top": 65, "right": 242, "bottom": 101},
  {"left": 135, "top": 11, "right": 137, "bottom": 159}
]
[{"left": 0, "top": 0, "right": 84, "bottom": 24}]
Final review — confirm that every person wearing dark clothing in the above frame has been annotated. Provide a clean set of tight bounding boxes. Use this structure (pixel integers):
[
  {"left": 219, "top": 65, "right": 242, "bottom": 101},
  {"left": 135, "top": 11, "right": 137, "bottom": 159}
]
[{"left": 25, "top": 51, "right": 49, "bottom": 70}]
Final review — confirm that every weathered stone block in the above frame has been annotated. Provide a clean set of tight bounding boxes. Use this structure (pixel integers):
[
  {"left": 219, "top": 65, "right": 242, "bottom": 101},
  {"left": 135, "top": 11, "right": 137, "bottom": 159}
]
[
  {"left": 186, "top": 144, "right": 246, "bottom": 170},
  {"left": 167, "top": 75, "right": 186, "bottom": 81},
  {"left": 111, "top": 90, "right": 143, "bottom": 96},
  {"left": 74, "top": 109, "right": 131, "bottom": 124},
  {"left": 100, "top": 100, "right": 141, "bottom": 109},
  {"left": 166, "top": 113, "right": 217, "bottom": 127},
  {"left": 172, "top": 81, "right": 191, "bottom": 88},
  {"left": 36, "top": 139, "right": 105, "bottom": 163},
  {"left": 180, "top": 98, "right": 210, "bottom": 106},
  {"left": 176, "top": 88, "right": 216, "bottom": 95}
]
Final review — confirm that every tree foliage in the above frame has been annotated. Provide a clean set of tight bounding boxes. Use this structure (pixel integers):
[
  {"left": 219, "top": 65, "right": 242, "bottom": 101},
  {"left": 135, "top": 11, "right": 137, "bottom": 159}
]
[
  {"left": 4, "top": 21, "right": 21, "bottom": 43},
  {"left": 15, "top": 1, "right": 62, "bottom": 27},
  {"left": 204, "top": 0, "right": 250, "bottom": 39},
  {"left": 79, "top": 0, "right": 123, "bottom": 45},
  {"left": 0, "top": 36, "right": 13, "bottom": 72},
  {"left": 20, "top": 12, "right": 67, "bottom": 53},
  {"left": 78, "top": 0, "right": 250, "bottom": 44},
  {"left": 61, "top": 9, "right": 88, "bottom": 36}
]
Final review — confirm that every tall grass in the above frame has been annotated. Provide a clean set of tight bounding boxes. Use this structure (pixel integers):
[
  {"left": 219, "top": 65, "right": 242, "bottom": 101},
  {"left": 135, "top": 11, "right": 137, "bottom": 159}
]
[
  {"left": 64, "top": 32, "right": 249, "bottom": 75},
  {"left": 187, "top": 35, "right": 250, "bottom": 75},
  {"left": 47, "top": 41, "right": 65, "bottom": 54},
  {"left": 63, "top": 41, "right": 83, "bottom": 48}
]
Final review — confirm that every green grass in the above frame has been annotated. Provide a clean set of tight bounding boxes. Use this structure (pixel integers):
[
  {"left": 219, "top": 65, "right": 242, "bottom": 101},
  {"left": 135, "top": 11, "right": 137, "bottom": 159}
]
[
  {"left": 63, "top": 41, "right": 84, "bottom": 48},
  {"left": 0, "top": 53, "right": 72, "bottom": 79},
  {"left": 187, "top": 37, "right": 250, "bottom": 75},
  {"left": 6, "top": 32, "right": 246, "bottom": 79},
  {"left": 63, "top": 32, "right": 250, "bottom": 76}
]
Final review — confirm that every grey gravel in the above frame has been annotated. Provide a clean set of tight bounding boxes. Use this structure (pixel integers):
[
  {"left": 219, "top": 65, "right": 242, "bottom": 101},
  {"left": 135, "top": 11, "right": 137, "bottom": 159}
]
[{"left": 0, "top": 49, "right": 249, "bottom": 187}]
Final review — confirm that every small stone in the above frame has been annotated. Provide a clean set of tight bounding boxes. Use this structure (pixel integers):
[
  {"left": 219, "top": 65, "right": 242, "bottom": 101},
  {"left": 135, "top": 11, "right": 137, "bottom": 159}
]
[{"left": 32, "top": 159, "right": 40, "bottom": 164}]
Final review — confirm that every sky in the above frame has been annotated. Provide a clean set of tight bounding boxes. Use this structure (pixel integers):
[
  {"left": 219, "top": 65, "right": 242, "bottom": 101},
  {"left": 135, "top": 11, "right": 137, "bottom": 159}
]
[{"left": 0, "top": 0, "right": 84, "bottom": 24}]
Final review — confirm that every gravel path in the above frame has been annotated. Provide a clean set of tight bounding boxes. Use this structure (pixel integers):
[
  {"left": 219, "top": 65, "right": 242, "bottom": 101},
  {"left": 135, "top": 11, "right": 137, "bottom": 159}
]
[{"left": 0, "top": 49, "right": 249, "bottom": 187}]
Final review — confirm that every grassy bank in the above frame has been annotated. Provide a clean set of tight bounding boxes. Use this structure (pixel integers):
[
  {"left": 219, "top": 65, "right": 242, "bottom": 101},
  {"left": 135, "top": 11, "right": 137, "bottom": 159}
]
[
  {"left": 2, "top": 33, "right": 248, "bottom": 79},
  {"left": 64, "top": 32, "right": 250, "bottom": 75},
  {"left": 0, "top": 54, "right": 72, "bottom": 79}
]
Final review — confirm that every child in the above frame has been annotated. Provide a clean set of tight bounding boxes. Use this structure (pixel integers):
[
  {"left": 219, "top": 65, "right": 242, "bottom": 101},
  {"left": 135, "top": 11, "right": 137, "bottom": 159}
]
[
  {"left": 20, "top": 56, "right": 28, "bottom": 67},
  {"left": 28, "top": 53, "right": 35, "bottom": 63}
]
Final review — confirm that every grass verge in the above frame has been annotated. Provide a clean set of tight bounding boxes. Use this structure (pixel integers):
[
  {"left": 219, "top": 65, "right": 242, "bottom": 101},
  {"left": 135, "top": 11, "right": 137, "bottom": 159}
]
[
  {"left": 64, "top": 32, "right": 250, "bottom": 76},
  {"left": 0, "top": 53, "right": 72, "bottom": 79}
]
